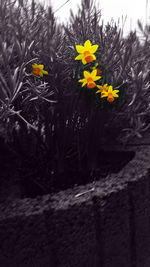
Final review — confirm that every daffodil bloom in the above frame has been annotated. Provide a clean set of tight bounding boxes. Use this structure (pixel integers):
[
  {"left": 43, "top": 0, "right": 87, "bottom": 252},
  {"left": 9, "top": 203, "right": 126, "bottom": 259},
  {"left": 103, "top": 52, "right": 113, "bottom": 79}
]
[
  {"left": 100, "top": 85, "right": 119, "bottom": 102},
  {"left": 75, "top": 40, "right": 98, "bottom": 65},
  {"left": 93, "top": 63, "right": 102, "bottom": 76},
  {"left": 79, "top": 69, "right": 101, "bottom": 88},
  {"left": 96, "top": 84, "right": 109, "bottom": 96},
  {"left": 32, "top": 64, "right": 48, "bottom": 77}
]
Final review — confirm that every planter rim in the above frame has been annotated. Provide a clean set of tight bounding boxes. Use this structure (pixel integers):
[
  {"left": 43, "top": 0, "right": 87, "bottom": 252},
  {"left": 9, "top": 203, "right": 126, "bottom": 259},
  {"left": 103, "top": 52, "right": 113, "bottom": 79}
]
[{"left": 0, "top": 146, "right": 150, "bottom": 220}]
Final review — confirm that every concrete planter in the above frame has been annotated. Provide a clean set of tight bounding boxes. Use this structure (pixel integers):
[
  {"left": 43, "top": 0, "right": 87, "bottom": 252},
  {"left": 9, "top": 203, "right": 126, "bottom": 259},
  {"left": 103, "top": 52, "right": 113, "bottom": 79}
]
[{"left": 0, "top": 146, "right": 150, "bottom": 267}]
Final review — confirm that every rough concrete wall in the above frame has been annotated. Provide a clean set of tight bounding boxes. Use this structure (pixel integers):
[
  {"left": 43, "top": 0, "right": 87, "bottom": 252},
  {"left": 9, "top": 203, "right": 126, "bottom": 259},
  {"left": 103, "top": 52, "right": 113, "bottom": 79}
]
[
  {"left": 0, "top": 198, "right": 55, "bottom": 267},
  {"left": 127, "top": 174, "right": 150, "bottom": 267},
  {"left": 92, "top": 186, "right": 130, "bottom": 267},
  {"left": 44, "top": 200, "right": 99, "bottom": 267},
  {"left": 0, "top": 146, "right": 150, "bottom": 267}
]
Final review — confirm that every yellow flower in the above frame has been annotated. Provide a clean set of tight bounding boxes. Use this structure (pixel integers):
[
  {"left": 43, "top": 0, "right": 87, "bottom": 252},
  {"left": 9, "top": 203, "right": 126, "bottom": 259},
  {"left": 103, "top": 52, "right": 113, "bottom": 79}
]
[
  {"left": 78, "top": 69, "right": 101, "bottom": 88},
  {"left": 75, "top": 40, "right": 98, "bottom": 65},
  {"left": 96, "top": 84, "right": 108, "bottom": 96},
  {"left": 100, "top": 85, "right": 119, "bottom": 102},
  {"left": 32, "top": 63, "right": 48, "bottom": 77}
]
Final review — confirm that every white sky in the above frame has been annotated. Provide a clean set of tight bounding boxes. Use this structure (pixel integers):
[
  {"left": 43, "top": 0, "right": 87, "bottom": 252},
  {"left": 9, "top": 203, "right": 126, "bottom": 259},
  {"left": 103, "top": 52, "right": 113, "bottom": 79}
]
[{"left": 39, "top": 0, "right": 150, "bottom": 36}]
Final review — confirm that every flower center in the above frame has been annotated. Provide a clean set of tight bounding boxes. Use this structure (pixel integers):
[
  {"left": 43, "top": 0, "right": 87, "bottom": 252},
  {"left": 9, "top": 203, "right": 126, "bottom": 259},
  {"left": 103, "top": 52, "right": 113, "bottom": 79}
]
[
  {"left": 101, "top": 88, "right": 107, "bottom": 96},
  {"left": 84, "top": 51, "right": 90, "bottom": 56},
  {"left": 87, "top": 83, "right": 96, "bottom": 88},
  {"left": 32, "top": 68, "right": 41, "bottom": 75},
  {"left": 107, "top": 93, "right": 114, "bottom": 102},
  {"left": 87, "top": 78, "right": 96, "bottom": 88},
  {"left": 83, "top": 51, "right": 93, "bottom": 63},
  {"left": 87, "top": 77, "right": 93, "bottom": 83},
  {"left": 87, "top": 80, "right": 96, "bottom": 88}
]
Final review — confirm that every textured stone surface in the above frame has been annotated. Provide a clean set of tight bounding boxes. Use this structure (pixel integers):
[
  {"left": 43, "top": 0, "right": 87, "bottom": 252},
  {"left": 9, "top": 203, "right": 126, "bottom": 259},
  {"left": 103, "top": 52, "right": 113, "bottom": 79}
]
[
  {"left": 44, "top": 198, "right": 99, "bottom": 267},
  {"left": 127, "top": 174, "right": 150, "bottom": 267},
  {"left": 92, "top": 184, "right": 130, "bottom": 267},
  {"left": 0, "top": 196, "right": 55, "bottom": 267},
  {"left": 0, "top": 146, "right": 150, "bottom": 266}
]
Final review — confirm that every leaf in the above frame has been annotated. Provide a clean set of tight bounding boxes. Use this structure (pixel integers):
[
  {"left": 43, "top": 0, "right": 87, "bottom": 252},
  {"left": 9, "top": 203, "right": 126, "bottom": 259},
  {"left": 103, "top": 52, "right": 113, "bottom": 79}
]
[
  {"left": 30, "top": 97, "right": 39, "bottom": 101},
  {"left": 0, "top": 80, "right": 8, "bottom": 100},
  {"left": 14, "top": 63, "right": 26, "bottom": 94},
  {"left": 15, "top": 39, "right": 22, "bottom": 59},
  {"left": 0, "top": 71, "right": 10, "bottom": 98},
  {"left": 128, "top": 93, "right": 137, "bottom": 106},
  {"left": 28, "top": 40, "right": 35, "bottom": 53},
  {"left": 11, "top": 82, "right": 23, "bottom": 103},
  {"left": 135, "top": 131, "right": 142, "bottom": 138},
  {"left": 13, "top": 67, "right": 19, "bottom": 86}
]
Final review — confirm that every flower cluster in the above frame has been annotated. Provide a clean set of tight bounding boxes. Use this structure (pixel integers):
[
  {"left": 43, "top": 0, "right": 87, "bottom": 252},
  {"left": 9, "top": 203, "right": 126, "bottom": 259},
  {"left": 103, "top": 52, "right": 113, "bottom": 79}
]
[
  {"left": 31, "top": 40, "right": 119, "bottom": 103},
  {"left": 75, "top": 40, "right": 119, "bottom": 103},
  {"left": 96, "top": 84, "right": 119, "bottom": 102}
]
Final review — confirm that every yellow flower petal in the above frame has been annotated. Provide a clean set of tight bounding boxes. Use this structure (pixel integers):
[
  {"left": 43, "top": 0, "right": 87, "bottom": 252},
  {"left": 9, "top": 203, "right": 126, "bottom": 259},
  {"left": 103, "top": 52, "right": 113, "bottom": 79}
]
[
  {"left": 90, "top": 44, "right": 99, "bottom": 53},
  {"left": 82, "top": 58, "right": 87, "bottom": 64},
  {"left": 96, "top": 85, "right": 104, "bottom": 93},
  {"left": 113, "top": 93, "right": 119, "bottom": 97},
  {"left": 76, "top": 45, "right": 85, "bottom": 53},
  {"left": 93, "top": 76, "right": 101, "bottom": 81},
  {"left": 97, "top": 85, "right": 102, "bottom": 89},
  {"left": 32, "top": 63, "right": 38, "bottom": 69},
  {"left": 113, "top": 90, "right": 119, "bottom": 94},
  {"left": 39, "top": 71, "right": 43, "bottom": 77},
  {"left": 84, "top": 40, "right": 92, "bottom": 49},
  {"left": 38, "top": 65, "right": 44, "bottom": 70},
  {"left": 78, "top": 79, "right": 86, "bottom": 83},
  {"left": 75, "top": 54, "right": 83, "bottom": 60},
  {"left": 101, "top": 93, "right": 108, "bottom": 98},
  {"left": 91, "top": 69, "right": 97, "bottom": 78},
  {"left": 108, "top": 86, "right": 113, "bottom": 93},
  {"left": 96, "top": 89, "right": 101, "bottom": 94},
  {"left": 82, "top": 81, "right": 87, "bottom": 87},
  {"left": 43, "top": 70, "right": 48, "bottom": 75},
  {"left": 92, "top": 55, "right": 96, "bottom": 61},
  {"left": 84, "top": 71, "right": 91, "bottom": 78}
]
